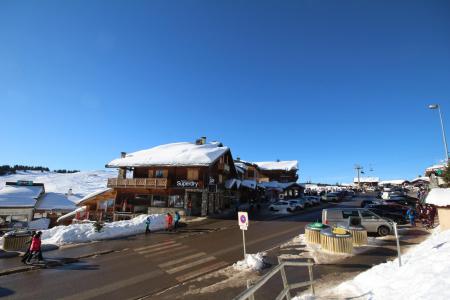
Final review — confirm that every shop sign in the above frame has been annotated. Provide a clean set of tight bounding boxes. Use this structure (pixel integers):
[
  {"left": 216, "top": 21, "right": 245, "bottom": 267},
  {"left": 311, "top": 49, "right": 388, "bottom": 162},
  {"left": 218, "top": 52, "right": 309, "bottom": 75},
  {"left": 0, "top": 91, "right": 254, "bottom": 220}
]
[{"left": 176, "top": 180, "right": 199, "bottom": 188}]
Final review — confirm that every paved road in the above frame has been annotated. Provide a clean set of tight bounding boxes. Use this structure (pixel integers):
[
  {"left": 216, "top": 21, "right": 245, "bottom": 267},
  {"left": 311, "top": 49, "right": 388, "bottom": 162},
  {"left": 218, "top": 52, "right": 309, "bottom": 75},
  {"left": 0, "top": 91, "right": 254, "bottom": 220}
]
[{"left": 0, "top": 205, "right": 325, "bottom": 300}]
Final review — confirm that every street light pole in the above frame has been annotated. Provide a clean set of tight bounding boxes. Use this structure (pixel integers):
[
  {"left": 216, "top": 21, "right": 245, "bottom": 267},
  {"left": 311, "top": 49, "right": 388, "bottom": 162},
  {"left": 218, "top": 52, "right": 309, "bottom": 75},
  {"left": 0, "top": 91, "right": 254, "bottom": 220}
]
[{"left": 429, "top": 104, "right": 449, "bottom": 162}]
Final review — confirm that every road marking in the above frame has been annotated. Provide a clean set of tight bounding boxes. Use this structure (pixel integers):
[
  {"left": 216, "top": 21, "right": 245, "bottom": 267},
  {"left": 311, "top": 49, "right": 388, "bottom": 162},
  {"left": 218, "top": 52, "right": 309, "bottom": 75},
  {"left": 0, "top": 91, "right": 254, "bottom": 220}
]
[
  {"left": 134, "top": 240, "right": 176, "bottom": 252},
  {"left": 136, "top": 242, "right": 182, "bottom": 255},
  {"left": 158, "top": 252, "right": 206, "bottom": 268},
  {"left": 175, "top": 261, "right": 228, "bottom": 282},
  {"left": 58, "top": 269, "right": 163, "bottom": 300},
  {"left": 144, "top": 245, "right": 189, "bottom": 258},
  {"left": 165, "top": 256, "right": 216, "bottom": 274}
]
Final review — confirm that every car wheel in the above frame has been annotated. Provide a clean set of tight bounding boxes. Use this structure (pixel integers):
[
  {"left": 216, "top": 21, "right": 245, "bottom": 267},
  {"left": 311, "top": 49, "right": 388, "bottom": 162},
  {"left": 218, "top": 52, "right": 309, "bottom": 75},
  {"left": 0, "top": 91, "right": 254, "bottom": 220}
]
[{"left": 377, "top": 226, "right": 390, "bottom": 237}]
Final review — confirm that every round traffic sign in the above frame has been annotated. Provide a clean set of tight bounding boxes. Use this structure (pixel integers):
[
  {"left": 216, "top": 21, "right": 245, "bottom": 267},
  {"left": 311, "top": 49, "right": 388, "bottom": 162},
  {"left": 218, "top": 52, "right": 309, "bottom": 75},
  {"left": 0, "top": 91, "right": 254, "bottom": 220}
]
[{"left": 240, "top": 215, "right": 247, "bottom": 224}]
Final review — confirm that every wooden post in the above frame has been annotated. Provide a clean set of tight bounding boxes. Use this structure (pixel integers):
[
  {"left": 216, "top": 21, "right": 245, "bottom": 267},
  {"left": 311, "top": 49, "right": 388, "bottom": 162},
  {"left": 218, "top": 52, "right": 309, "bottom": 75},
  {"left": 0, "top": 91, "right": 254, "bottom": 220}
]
[{"left": 278, "top": 257, "right": 291, "bottom": 300}]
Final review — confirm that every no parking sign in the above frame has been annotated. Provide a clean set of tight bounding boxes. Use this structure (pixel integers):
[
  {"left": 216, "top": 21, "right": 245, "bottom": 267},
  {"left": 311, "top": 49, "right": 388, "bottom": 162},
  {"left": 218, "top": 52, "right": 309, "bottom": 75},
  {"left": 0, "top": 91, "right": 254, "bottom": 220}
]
[{"left": 238, "top": 211, "right": 249, "bottom": 230}]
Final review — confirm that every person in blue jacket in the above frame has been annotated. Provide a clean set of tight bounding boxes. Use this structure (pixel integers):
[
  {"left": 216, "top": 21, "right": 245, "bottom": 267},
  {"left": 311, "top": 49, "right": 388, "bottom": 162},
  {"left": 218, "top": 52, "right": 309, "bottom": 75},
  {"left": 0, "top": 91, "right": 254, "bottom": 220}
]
[
  {"left": 145, "top": 216, "right": 151, "bottom": 234},
  {"left": 406, "top": 207, "right": 416, "bottom": 227},
  {"left": 174, "top": 211, "right": 181, "bottom": 229}
]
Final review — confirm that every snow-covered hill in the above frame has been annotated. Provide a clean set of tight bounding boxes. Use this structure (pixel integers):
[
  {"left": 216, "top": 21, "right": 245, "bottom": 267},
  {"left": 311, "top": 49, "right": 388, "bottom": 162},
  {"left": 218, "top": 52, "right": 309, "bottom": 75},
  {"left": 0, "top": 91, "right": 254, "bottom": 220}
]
[{"left": 0, "top": 170, "right": 117, "bottom": 203}]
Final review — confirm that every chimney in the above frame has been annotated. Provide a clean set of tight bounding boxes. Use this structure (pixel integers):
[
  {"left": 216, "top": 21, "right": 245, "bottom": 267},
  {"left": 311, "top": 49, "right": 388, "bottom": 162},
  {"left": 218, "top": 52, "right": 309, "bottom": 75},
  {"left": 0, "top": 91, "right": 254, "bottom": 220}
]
[
  {"left": 201, "top": 136, "right": 207, "bottom": 145},
  {"left": 121, "top": 152, "right": 127, "bottom": 158},
  {"left": 67, "top": 188, "right": 73, "bottom": 196}
]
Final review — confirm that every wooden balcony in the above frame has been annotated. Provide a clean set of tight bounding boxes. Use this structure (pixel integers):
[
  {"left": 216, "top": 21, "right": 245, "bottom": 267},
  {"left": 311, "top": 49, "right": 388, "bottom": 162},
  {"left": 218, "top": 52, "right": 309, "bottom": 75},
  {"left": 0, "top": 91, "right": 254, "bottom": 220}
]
[{"left": 107, "top": 178, "right": 168, "bottom": 189}]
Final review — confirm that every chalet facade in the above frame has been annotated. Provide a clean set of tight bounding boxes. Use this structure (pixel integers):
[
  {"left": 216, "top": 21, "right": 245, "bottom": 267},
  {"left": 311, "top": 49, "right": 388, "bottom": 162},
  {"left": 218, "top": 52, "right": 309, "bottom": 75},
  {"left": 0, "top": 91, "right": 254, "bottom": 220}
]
[
  {"left": 106, "top": 140, "right": 238, "bottom": 219},
  {"left": 254, "top": 160, "right": 299, "bottom": 183}
]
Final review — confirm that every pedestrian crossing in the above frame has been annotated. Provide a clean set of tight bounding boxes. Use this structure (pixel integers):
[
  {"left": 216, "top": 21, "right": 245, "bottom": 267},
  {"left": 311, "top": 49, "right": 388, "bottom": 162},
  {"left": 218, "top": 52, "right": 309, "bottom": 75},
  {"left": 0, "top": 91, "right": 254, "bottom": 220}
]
[{"left": 133, "top": 240, "right": 228, "bottom": 283}]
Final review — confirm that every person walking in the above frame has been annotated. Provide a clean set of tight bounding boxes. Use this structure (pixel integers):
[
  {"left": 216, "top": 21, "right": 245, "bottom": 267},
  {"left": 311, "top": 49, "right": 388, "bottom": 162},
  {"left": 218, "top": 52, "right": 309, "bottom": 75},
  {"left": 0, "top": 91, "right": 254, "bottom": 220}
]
[
  {"left": 406, "top": 207, "right": 416, "bottom": 227},
  {"left": 27, "top": 231, "right": 43, "bottom": 263},
  {"left": 145, "top": 216, "right": 151, "bottom": 234},
  {"left": 429, "top": 205, "right": 437, "bottom": 227},
  {"left": 21, "top": 231, "right": 36, "bottom": 264},
  {"left": 165, "top": 213, "right": 173, "bottom": 231},
  {"left": 174, "top": 211, "right": 181, "bottom": 229}
]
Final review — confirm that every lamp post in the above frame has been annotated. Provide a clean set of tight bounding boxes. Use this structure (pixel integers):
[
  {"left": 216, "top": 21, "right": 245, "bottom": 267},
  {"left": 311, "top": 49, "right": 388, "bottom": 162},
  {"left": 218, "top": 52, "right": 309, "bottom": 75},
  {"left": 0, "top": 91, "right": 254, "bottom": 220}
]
[{"left": 428, "top": 104, "right": 449, "bottom": 162}]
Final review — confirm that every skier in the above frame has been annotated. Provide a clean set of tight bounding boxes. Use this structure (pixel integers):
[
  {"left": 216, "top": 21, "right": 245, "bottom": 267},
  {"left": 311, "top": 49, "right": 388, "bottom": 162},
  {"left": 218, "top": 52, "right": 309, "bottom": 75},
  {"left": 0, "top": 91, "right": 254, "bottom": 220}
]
[
  {"left": 406, "top": 207, "right": 416, "bottom": 227},
  {"left": 174, "top": 211, "right": 181, "bottom": 229},
  {"left": 145, "top": 216, "right": 151, "bottom": 234},
  {"left": 165, "top": 213, "right": 173, "bottom": 231},
  {"left": 21, "top": 231, "right": 36, "bottom": 264},
  {"left": 26, "top": 231, "right": 43, "bottom": 264}
]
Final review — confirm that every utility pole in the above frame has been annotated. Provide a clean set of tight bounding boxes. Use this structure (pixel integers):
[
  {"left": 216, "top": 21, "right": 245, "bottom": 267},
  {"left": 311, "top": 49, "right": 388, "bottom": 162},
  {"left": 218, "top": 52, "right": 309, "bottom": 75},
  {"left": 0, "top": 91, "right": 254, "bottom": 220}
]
[{"left": 354, "top": 164, "right": 363, "bottom": 188}]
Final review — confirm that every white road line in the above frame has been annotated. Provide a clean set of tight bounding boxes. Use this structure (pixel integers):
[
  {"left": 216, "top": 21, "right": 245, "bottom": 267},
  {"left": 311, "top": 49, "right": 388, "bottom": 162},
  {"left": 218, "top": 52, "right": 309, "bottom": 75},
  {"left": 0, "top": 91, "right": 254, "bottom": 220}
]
[
  {"left": 143, "top": 245, "right": 189, "bottom": 258},
  {"left": 165, "top": 256, "right": 216, "bottom": 274},
  {"left": 137, "top": 242, "right": 181, "bottom": 255},
  {"left": 158, "top": 252, "right": 206, "bottom": 268},
  {"left": 134, "top": 240, "right": 176, "bottom": 252},
  {"left": 175, "top": 261, "right": 228, "bottom": 282}
]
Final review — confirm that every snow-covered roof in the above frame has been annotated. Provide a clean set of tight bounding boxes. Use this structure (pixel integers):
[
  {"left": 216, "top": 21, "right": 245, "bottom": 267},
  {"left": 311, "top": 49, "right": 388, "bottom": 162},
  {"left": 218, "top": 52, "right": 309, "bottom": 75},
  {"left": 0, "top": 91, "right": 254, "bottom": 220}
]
[
  {"left": 426, "top": 188, "right": 450, "bottom": 207},
  {"left": 106, "top": 142, "right": 229, "bottom": 167},
  {"left": 35, "top": 193, "right": 78, "bottom": 211},
  {"left": 411, "top": 176, "right": 430, "bottom": 183},
  {"left": 425, "top": 164, "right": 446, "bottom": 172},
  {"left": 258, "top": 181, "right": 303, "bottom": 191},
  {"left": 353, "top": 177, "right": 379, "bottom": 183},
  {"left": 379, "top": 179, "right": 407, "bottom": 186},
  {"left": 56, "top": 206, "right": 87, "bottom": 223},
  {"left": 0, "top": 185, "right": 44, "bottom": 207},
  {"left": 77, "top": 188, "right": 112, "bottom": 205},
  {"left": 254, "top": 161, "right": 298, "bottom": 171}
]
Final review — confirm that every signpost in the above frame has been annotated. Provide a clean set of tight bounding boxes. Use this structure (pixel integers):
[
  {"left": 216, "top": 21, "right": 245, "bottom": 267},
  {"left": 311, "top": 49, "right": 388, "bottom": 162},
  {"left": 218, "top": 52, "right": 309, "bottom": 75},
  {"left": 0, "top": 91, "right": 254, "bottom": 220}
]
[
  {"left": 393, "top": 222, "right": 402, "bottom": 267},
  {"left": 238, "top": 211, "right": 249, "bottom": 259}
]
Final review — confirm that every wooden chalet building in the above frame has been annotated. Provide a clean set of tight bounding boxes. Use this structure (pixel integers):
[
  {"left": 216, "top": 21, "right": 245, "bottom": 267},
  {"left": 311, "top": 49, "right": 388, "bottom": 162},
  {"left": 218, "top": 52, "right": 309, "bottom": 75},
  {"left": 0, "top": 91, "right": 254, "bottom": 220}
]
[
  {"left": 254, "top": 160, "right": 299, "bottom": 183},
  {"left": 106, "top": 139, "right": 238, "bottom": 219}
]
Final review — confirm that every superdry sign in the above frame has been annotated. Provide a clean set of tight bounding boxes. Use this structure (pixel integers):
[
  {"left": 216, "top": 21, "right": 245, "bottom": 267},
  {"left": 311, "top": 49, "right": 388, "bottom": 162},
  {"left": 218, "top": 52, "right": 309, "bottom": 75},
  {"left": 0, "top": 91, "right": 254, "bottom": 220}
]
[{"left": 176, "top": 180, "right": 199, "bottom": 188}]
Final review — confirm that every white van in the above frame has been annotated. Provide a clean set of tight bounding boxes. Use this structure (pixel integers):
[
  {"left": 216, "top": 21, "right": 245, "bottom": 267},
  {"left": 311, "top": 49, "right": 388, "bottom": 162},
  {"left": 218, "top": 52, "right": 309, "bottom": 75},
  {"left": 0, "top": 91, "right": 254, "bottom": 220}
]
[{"left": 322, "top": 208, "right": 393, "bottom": 236}]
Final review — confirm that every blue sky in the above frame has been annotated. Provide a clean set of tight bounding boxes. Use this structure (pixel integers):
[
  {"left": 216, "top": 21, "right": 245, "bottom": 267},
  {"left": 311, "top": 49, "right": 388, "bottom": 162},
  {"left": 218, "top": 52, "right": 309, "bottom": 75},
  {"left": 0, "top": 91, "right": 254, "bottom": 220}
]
[{"left": 1, "top": 0, "right": 449, "bottom": 183}]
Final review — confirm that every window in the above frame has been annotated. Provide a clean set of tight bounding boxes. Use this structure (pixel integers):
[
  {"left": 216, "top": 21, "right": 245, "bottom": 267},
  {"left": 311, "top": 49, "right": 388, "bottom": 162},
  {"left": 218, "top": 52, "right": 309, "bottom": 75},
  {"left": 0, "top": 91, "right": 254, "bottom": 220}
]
[
  {"left": 148, "top": 169, "right": 154, "bottom": 178},
  {"left": 168, "top": 195, "right": 184, "bottom": 208},
  {"left": 155, "top": 170, "right": 164, "bottom": 178},
  {"left": 187, "top": 168, "right": 199, "bottom": 181},
  {"left": 361, "top": 210, "right": 378, "bottom": 219},
  {"left": 342, "top": 210, "right": 359, "bottom": 219},
  {"left": 152, "top": 195, "right": 168, "bottom": 207}
]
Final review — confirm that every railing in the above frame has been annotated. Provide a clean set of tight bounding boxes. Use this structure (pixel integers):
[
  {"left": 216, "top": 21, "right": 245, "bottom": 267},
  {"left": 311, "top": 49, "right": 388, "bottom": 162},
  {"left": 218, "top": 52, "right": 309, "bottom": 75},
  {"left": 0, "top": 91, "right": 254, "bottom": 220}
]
[
  {"left": 233, "top": 258, "right": 315, "bottom": 300},
  {"left": 107, "top": 178, "right": 168, "bottom": 189}
]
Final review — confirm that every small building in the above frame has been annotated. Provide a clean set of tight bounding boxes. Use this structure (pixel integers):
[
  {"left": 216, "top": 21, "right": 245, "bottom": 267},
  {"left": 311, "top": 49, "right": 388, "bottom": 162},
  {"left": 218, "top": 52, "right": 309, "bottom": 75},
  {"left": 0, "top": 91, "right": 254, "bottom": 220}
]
[
  {"left": 258, "top": 181, "right": 305, "bottom": 201},
  {"left": 426, "top": 188, "right": 450, "bottom": 230},
  {"left": 34, "top": 192, "right": 78, "bottom": 227},
  {"left": 0, "top": 181, "right": 45, "bottom": 231},
  {"left": 105, "top": 139, "right": 238, "bottom": 219},
  {"left": 353, "top": 177, "right": 379, "bottom": 187},
  {"left": 75, "top": 188, "right": 116, "bottom": 222},
  {"left": 254, "top": 160, "right": 299, "bottom": 183}
]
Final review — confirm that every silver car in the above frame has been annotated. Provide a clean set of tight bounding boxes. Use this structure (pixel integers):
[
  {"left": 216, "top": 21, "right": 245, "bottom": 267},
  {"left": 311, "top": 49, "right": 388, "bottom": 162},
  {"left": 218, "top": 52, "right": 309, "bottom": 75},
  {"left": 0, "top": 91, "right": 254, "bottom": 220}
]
[{"left": 321, "top": 208, "right": 393, "bottom": 236}]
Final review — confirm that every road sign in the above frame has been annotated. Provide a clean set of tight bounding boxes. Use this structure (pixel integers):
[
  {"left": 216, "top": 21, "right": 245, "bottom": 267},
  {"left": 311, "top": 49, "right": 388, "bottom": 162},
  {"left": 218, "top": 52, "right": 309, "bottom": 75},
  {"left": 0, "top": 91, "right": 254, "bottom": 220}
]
[{"left": 238, "top": 211, "right": 248, "bottom": 230}]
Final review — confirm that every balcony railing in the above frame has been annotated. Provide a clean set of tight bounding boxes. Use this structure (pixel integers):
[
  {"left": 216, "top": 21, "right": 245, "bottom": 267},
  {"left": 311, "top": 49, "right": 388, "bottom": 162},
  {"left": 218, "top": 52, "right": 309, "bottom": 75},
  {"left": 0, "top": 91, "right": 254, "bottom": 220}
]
[{"left": 107, "top": 178, "right": 168, "bottom": 189}]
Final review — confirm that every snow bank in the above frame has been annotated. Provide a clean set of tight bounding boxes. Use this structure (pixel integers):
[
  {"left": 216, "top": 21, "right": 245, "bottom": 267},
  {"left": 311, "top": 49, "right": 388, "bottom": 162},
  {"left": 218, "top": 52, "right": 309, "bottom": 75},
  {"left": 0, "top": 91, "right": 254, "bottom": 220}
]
[
  {"left": 335, "top": 228, "right": 450, "bottom": 300},
  {"left": 41, "top": 214, "right": 165, "bottom": 246},
  {"left": 426, "top": 188, "right": 450, "bottom": 207},
  {"left": 233, "top": 253, "right": 266, "bottom": 272}
]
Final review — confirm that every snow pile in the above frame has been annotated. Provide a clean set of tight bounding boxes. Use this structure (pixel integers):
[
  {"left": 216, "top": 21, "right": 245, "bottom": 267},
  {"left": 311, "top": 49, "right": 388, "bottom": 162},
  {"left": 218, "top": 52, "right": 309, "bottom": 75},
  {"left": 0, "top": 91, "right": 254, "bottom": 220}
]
[
  {"left": 106, "top": 142, "right": 229, "bottom": 167},
  {"left": 233, "top": 253, "right": 266, "bottom": 272},
  {"left": 41, "top": 214, "right": 165, "bottom": 246},
  {"left": 335, "top": 228, "right": 450, "bottom": 300},
  {"left": 426, "top": 188, "right": 450, "bottom": 207}
]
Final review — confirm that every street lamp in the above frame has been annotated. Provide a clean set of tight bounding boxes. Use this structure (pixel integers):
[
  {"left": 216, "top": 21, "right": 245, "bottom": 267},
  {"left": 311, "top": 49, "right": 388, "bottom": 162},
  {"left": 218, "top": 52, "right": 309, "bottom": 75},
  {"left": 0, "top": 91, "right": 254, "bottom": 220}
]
[{"left": 428, "top": 104, "right": 449, "bottom": 162}]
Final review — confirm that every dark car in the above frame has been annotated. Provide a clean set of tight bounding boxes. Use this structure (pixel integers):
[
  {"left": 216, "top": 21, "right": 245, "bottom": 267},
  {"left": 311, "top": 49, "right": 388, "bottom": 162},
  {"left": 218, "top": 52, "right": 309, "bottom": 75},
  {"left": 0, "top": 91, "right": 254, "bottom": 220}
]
[{"left": 367, "top": 204, "right": 408, "bottom": 224}]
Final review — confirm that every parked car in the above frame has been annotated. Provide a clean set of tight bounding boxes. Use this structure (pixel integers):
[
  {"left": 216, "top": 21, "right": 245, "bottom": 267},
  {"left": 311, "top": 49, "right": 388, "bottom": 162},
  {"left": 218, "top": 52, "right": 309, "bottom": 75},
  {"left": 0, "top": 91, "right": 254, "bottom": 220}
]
[
  {"left": 269, "top": 201, "right": 296, "bottom": 212},
  {"left": 384, "top": 197, "right": 417, "bottom": 207},
  {"left": 361, "top": 199, "right": 382, "bottom": 208},
  {"left": 304, "top": 196, "right": 321, "bottom": 205},
  {"left": 367, "top": 204, "right": 408, "bottom": 224},
  {"left": 289, "top": 199, "right": 305, "bottom": 210},
  {"left": 302, "top": 197, "right": 314, "bottom": 207},
  {"left": 321, "top": 192, "right": 340, "bottom": 202},
  {"left": 321, "top": 208, "right": 394, "bottom": 236}
]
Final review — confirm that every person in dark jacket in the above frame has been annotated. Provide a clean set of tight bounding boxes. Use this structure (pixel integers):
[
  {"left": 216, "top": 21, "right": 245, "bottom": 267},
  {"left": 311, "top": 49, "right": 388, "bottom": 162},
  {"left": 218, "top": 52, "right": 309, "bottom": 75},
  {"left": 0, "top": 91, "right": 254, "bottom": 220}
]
[
  {"left": 21, "top": 231, "right": 36, "bottom": 264},
  {"left": 145, "top": 216, "right": 151, "bottom": 234},
  {"left": 174, "top": 211, "right": 181, "bottom": 229},
  {"left": 406, "top": 208, "right": 416, "bottom": 227}
]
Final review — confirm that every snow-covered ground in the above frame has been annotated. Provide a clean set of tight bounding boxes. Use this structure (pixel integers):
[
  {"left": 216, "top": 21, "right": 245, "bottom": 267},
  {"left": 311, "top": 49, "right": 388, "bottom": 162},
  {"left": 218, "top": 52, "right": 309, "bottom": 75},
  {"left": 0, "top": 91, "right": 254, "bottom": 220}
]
[
  {"left": 0, "top": 170, "right": 116, "bottom": 204},
  {"left": 41, "top": 214, "right": 165, "bottom": 246},
  {"left": 293, "top": 228, "right": 450, "bottom": 300}
]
